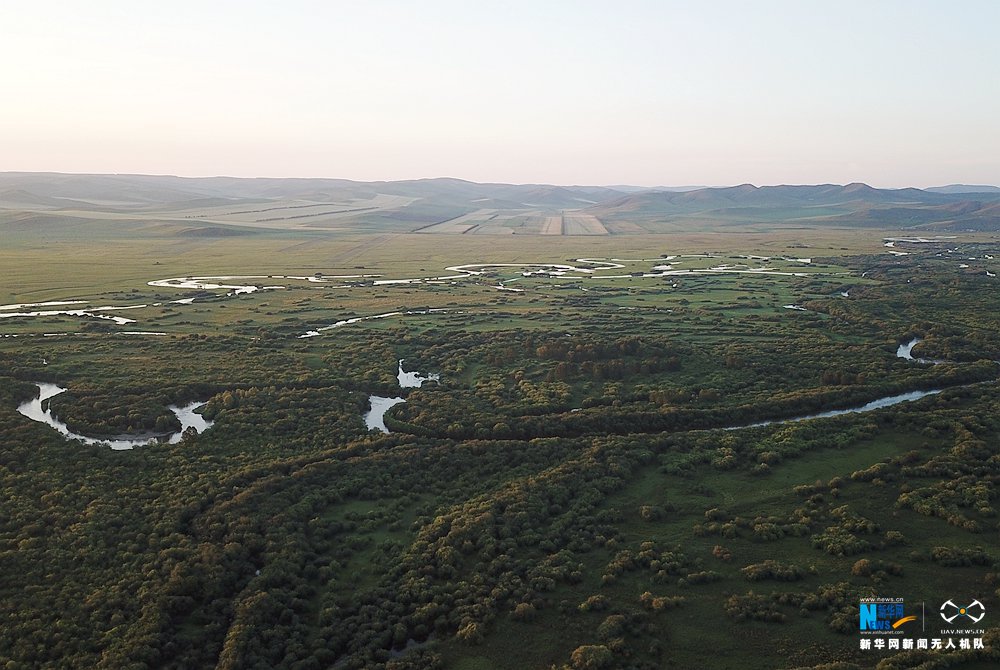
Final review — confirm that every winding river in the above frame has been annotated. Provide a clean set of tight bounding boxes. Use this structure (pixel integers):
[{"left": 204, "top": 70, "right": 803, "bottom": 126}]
[
  {"left": 896, "top": 338, "right": 920, "bottom": 360},
  {"left": 363, "top": 396, "right": 406, "bottom": 433},
  {"left": 722, "top": 335, "right": 961, "bottom": 430},
  {"left": 397, "top": 359, "right": 439, "bottom": 388},
  {"left": 726, "top": 388, "right": 943, "bottom": 431},
  {"left": 363, "top": 360, "right": 440, "bottom": 433},
  {"left": 1, "top": 256, "right": 839, "bottom": 337},
  {"left": 896, "top": 337, "right": 945, "bottom": 365},
  {"left": 14, "top": 334, "right": 980, "bottom": 446},
  {"left": 17, "top": 382, "right": 213, "bottom": 450}
]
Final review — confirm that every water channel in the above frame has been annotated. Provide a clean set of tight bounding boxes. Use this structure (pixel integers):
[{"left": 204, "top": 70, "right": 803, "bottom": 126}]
[
  {"left": 363, "top": 360, "right": 440, "bottom": 433},
  {"left": 17, "top": 382, "right": 213, "bottom": 450}
]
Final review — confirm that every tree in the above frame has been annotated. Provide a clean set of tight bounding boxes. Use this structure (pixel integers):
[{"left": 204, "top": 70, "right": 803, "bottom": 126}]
[{"left": 570, "top": 645, "right": 613, "bottom": 669}]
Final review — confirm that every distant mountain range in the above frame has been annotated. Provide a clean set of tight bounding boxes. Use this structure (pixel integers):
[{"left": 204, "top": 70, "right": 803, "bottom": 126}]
[
  {"left": 924, "top": 184, "right": 1000, "bottom": 194},
  {"left": 1, "top": 172, "right": 999, "bottom": 236},
  {"left": 584, "top": 182, "right": 1000, "bottom": 232}
]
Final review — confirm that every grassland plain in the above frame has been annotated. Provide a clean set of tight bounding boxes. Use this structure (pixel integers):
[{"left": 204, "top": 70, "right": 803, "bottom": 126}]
[
  {"left": 0, "top": 229, "right": 908, "bottom": 303},
  {"left": 2, "top": 227, "right": 1000, "bottom": 669}
]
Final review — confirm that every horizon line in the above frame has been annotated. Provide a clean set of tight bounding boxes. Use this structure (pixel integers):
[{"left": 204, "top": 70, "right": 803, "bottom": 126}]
[{"left": 1, "top": 170, "right": 997, "bottom": 192}]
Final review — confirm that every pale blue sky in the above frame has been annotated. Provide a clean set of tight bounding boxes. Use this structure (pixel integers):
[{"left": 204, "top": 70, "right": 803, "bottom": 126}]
[{"left": 1, "top": 1, "right": 997, "bottom": 186}]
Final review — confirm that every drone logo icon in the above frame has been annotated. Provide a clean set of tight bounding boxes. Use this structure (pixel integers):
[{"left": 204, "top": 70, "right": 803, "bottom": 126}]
[{"left": 940, "top": 600, "right": 985, "bottom": 624}]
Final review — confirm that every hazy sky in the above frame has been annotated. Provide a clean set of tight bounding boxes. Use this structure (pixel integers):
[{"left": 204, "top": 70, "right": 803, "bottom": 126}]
[{"left": 2, "top": 1, "right": 998, "bottom": 186}]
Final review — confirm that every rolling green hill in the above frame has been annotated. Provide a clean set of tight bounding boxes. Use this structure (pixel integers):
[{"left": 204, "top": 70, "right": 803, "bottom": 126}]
[
  {"left": 3, "top": 173, "right": 1000, "bottom": 238},
  {"left": 586, "top": 184, "right": 1000, "bottom": 232}
]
